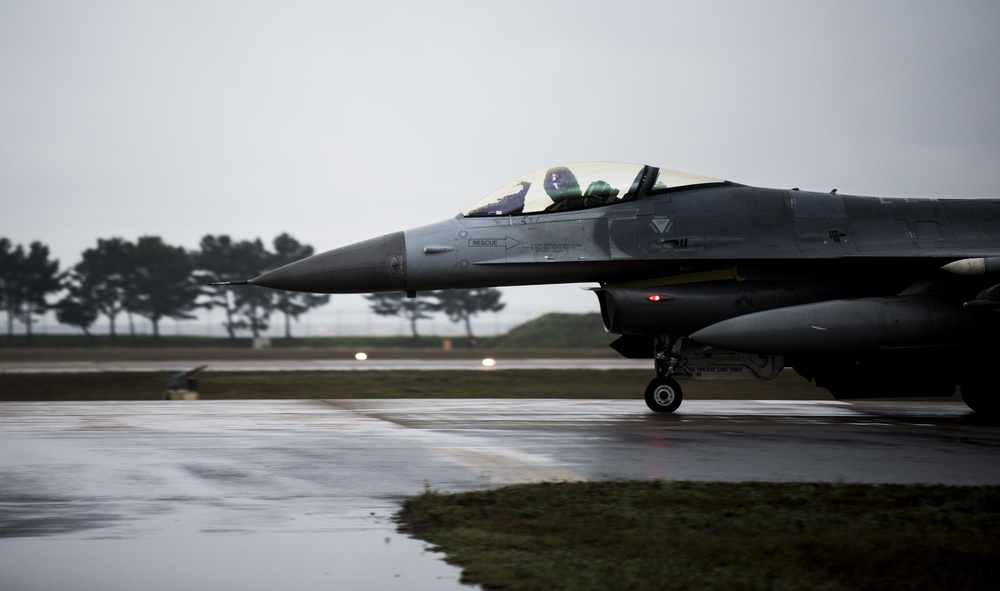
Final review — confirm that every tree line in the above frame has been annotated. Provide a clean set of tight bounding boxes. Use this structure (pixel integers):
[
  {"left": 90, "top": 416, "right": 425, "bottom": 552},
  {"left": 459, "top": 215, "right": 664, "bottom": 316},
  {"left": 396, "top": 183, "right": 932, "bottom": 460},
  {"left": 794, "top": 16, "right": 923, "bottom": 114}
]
[
  {"left": 1, "top": 235, "right": 505, "bottom": 342},
  {"left": 365, "top": 288, "right": 505, "bottom": 342}
]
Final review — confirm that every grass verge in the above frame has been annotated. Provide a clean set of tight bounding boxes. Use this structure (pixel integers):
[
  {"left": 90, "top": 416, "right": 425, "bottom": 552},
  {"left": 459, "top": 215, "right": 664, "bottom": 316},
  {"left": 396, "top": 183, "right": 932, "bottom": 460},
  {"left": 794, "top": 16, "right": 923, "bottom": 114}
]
[
  {"left": 0, "top": 369, "right": 831, "bottom": 401},
  {"left": 397, "top": 480, "right": 1000, "bottom": 591}
]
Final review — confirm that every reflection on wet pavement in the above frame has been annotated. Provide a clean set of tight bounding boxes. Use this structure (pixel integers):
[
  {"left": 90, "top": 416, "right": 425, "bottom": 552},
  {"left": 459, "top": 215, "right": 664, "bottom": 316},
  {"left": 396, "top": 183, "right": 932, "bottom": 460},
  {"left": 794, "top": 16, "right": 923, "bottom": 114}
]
[
  {"left": 1, "top": 398, "right": 997, "bottom": 590},
  {"left": 0, "top": 401, "right": 473, "bottom": 591}
]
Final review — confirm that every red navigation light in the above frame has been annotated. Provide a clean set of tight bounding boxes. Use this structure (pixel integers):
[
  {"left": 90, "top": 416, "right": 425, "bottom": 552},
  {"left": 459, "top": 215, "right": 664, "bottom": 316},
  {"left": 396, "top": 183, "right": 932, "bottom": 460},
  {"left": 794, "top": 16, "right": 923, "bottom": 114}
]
[{"left": 648, "top": 294, "right": 662, "bottom": 302}]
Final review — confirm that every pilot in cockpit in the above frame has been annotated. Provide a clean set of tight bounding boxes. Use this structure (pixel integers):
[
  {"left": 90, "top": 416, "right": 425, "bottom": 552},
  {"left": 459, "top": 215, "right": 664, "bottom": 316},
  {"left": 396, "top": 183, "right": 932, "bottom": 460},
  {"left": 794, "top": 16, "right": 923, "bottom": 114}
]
[
  {"left": 543, "top": 166, "right": 583, "bottom": 212},
  {"left": 582, "top": 180, "right": 619, "bottom": 207},
  {"left": 544, "top": 166, "right": 619, "bottom": 212}
]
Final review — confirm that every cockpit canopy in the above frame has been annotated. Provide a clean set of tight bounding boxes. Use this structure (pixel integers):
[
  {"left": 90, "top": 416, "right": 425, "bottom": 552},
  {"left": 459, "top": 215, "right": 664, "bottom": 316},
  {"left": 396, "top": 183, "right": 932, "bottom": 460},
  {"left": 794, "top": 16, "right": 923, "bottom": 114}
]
[{"left": 462, "top": 162, "right": 725, "bottom": 218}]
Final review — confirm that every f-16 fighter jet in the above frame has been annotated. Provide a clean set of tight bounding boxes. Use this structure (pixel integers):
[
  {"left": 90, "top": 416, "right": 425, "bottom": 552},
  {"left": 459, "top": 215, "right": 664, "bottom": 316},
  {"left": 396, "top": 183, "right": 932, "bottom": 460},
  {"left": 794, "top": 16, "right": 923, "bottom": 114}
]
[{"left": 216, "top": 162, "right": 1000, "bottom": 414}]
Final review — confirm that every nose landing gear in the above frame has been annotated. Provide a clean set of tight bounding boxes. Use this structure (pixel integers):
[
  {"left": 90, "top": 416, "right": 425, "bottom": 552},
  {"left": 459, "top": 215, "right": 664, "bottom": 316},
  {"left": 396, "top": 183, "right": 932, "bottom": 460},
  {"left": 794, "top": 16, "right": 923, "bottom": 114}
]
[{"left": 646, "top": 335, "right": 684, "bottom": 413}]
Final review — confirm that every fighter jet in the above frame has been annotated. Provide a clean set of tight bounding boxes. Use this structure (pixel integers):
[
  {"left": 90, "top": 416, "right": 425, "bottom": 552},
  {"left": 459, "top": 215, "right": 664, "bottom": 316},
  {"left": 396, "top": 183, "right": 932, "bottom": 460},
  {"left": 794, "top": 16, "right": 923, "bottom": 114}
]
[{"left": 217, "top": 162, "right": 1000, "bottom": 414}]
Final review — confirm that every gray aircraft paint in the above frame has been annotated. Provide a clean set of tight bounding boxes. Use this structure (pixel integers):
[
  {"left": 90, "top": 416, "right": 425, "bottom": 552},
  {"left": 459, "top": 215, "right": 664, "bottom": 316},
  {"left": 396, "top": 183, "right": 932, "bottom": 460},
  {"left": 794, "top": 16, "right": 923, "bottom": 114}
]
[{"left": 225, "top": 163, "right": 1000, "bottom": 413}]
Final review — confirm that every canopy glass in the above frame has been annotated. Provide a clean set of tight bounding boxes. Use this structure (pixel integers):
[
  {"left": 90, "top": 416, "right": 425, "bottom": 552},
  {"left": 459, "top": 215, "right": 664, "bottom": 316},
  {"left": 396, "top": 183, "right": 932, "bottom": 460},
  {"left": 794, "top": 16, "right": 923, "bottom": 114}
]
[{"left": 463, "top": 162, "right": 724, "bottom": 217}]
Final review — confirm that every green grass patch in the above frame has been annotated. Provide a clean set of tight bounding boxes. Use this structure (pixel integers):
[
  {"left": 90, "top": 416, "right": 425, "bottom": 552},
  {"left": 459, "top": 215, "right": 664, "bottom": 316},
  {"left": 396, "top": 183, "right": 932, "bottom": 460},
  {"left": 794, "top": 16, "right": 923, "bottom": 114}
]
[
  {"left": 495, "top": 313, "right": 614, "bottom": 348},
  {"left": 397, "top": 480, "right": 1000, "bottom": 591}
]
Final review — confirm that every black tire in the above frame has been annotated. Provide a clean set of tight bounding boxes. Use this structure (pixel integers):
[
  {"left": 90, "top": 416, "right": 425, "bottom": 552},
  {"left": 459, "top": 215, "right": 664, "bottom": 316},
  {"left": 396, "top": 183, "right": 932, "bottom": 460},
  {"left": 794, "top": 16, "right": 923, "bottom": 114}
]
[
  {"left": 961, "top": 381, "right": 998, "bottom": 414},
  {"left": 644, "top": 377, "right": 683, "bottom": 413}
]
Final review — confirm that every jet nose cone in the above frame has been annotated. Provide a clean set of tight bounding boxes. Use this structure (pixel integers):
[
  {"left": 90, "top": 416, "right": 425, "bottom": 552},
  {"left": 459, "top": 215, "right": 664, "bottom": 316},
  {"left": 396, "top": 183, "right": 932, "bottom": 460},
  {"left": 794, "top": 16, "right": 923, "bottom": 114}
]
[{"left": 252, "top": 231, "right": 406, "bottom": 294}]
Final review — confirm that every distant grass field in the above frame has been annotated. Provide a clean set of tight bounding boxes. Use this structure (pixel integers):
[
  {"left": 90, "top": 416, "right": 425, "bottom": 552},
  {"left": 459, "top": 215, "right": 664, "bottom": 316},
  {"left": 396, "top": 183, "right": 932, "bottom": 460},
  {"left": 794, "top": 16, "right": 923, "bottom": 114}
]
[
  {"left": 0, "top": 368, "right": 833, "bottom": 401},
  {"left": 0, "top": 314, "right": 840, "bottom": 401},
  {"left": 0, "top": 312, "right": 618, "bottom": 351}
]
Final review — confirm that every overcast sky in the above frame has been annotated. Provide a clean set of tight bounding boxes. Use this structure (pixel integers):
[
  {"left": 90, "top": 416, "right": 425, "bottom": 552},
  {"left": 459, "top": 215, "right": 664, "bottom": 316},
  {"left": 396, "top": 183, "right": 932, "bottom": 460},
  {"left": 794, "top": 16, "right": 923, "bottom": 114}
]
[{"left": 2, "top": 1, "right": 998, "bottom": 332}]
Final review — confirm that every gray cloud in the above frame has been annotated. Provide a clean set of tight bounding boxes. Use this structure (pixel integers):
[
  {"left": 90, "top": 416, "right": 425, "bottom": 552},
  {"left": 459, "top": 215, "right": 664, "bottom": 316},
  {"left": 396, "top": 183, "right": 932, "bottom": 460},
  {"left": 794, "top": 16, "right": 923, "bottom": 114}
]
[{"left": 2, "top": 0, "right": 998, "bottom": 321}]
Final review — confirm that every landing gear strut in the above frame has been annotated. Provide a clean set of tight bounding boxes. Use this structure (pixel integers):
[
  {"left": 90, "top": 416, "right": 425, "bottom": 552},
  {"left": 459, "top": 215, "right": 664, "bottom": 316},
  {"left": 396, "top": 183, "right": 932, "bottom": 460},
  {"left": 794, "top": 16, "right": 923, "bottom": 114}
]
[{"left": 645, "top": 335, "right": 684, "bottom": 413}]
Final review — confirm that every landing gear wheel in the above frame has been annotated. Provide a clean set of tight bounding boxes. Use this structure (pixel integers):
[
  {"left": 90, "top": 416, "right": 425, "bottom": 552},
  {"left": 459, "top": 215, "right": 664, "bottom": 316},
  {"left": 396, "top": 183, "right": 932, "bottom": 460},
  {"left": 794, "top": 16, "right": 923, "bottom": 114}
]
[
  {"left": 645, "top": 377, "right": 683, "bottom": 413},
  {"left": 961, "top": 381, "right": 998, "bottom": 415}
]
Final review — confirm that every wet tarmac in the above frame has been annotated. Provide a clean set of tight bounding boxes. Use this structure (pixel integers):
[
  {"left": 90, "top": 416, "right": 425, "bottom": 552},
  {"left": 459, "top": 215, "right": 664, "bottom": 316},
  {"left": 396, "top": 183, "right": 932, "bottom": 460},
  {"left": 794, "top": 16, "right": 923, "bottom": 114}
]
[{"left": 2, "top": 398, "right": 998, "bottom": 590}]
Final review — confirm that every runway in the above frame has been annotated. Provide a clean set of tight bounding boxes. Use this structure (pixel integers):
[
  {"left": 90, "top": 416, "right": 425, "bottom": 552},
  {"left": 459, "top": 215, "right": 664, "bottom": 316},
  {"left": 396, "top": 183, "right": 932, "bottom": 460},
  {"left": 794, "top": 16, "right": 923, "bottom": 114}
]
[{"left": 2, "top": 398, "right": 998, "bottom": 591}]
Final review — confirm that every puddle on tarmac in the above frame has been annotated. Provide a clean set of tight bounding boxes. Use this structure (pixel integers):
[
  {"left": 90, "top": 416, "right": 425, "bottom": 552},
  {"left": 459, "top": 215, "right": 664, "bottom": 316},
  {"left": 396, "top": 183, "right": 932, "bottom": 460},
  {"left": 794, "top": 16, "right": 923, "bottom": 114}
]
[{"left": 0, "top": 525, "right": 471, "bottom": 591}]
